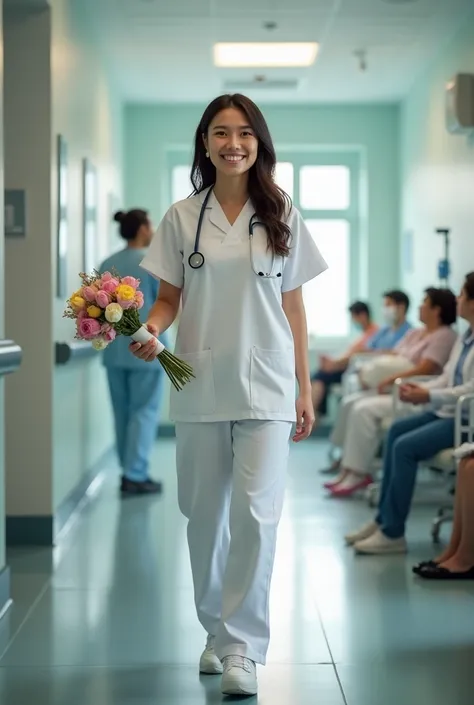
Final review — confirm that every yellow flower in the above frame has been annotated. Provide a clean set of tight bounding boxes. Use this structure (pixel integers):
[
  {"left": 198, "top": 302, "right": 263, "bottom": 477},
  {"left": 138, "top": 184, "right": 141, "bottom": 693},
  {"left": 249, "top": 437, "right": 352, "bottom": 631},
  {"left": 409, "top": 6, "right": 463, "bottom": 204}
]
[
  {"left": 116, "top": 284, "right": 135, "bottom": 301},
  {"left": 70, "top": 295, "right": 86, "bottom": 311},
  {"left": 87, "top": 305, "right": 102, "bottom": 319}
]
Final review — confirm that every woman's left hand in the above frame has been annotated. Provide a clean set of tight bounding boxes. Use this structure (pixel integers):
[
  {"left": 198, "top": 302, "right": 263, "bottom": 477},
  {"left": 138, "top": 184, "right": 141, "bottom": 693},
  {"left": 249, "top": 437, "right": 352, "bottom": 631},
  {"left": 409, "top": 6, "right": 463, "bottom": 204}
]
[
  {"left": 293, "top": 394, "right": 315, "bottom": 442},
  {"left": 377, "top": 376, "right": 394, "bottom": 395}
]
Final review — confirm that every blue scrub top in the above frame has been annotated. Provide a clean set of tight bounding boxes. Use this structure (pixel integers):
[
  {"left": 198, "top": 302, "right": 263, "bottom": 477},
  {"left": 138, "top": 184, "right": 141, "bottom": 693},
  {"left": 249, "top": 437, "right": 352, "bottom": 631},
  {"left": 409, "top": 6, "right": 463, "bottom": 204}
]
[
  {"left": 99, "top": 246, "right": 169, "bottom": 370},
  {"left": 365, "top": 320, "right": 412, "bottom": 351}
]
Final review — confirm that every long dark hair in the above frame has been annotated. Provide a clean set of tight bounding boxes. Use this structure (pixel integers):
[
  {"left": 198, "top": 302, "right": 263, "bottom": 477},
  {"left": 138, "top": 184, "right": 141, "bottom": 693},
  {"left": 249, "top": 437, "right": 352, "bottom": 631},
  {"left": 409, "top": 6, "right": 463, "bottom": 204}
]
[{"left": 190, "top": 94, "right": 292, "bottom": 257}]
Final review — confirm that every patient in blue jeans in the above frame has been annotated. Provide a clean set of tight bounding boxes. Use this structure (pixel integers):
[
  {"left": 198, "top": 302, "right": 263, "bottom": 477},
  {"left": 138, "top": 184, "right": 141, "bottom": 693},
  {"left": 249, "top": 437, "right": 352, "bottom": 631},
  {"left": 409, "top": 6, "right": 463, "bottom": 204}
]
[{"left": 344, "top": 272, "right": 474, "bottom": 555}]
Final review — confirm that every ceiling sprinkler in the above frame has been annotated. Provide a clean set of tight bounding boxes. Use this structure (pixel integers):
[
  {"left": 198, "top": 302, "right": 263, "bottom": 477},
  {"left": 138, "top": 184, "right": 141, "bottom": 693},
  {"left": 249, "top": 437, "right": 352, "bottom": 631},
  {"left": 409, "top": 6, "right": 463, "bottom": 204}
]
[{"left": 354, "top": 50, "right": 367, "bottom": 72}]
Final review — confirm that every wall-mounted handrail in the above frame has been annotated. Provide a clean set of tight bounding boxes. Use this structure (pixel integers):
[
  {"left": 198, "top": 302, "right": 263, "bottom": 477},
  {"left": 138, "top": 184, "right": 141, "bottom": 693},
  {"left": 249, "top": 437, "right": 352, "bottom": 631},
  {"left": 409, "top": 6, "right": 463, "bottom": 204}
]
[
  {"left": 55, "top": 340, "right": 96, "bottom": 365},
  {"left": 0, "top": 339, "right": 22, "bottom": 377}
]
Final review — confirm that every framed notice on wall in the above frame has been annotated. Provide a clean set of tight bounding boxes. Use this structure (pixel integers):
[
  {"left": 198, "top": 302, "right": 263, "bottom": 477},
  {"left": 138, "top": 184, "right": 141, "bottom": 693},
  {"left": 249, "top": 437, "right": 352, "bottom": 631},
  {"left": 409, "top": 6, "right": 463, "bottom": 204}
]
[
  {"left": 56, "top": 134, "right": 68, "bottom": 298},
  {"left": 82, "top": 158, "right": 98, "bottom": 273}
]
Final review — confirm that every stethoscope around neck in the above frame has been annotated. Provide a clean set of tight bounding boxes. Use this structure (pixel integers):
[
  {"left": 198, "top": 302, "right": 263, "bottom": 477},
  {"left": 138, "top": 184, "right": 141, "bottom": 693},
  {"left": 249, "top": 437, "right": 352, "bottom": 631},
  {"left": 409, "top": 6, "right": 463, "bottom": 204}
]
[{"left": 188, "top": 188, "right": 282, "bottom": 279}]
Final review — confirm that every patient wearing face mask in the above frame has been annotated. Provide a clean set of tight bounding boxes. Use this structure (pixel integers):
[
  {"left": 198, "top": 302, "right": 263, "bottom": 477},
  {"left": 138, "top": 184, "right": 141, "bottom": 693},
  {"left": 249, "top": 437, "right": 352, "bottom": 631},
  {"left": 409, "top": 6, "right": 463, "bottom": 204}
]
[{"left": 325, "top": 287, "right": 458, "bottom": 496}]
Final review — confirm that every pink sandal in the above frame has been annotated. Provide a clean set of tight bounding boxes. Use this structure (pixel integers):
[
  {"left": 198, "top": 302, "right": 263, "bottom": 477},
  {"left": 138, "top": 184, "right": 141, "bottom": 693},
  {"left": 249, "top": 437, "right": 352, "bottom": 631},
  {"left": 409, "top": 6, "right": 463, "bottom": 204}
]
[{"left": 329, "top": 475, "right": 373, "bottom": 497}]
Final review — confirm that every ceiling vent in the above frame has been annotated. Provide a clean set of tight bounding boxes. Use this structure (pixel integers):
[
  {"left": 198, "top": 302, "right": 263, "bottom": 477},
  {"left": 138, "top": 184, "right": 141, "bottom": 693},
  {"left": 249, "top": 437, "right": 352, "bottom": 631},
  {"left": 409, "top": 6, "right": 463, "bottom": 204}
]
[{"left": 223, "top": 77, "right": 300, "bottom": 91}]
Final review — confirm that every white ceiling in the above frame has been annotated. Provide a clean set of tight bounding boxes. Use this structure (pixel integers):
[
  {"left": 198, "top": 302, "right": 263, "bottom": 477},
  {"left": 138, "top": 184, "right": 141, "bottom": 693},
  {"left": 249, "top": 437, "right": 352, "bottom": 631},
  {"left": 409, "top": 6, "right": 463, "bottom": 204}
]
[{"left": 91, "top": 0, "right": 473, "bottom": 103}]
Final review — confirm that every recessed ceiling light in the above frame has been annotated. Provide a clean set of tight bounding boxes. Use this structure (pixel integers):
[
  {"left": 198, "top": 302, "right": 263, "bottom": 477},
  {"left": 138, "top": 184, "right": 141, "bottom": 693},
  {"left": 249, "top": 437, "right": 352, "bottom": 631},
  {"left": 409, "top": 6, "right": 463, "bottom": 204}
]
[{"left": 213, "top": 42, "right": 319, "bottom": 68}]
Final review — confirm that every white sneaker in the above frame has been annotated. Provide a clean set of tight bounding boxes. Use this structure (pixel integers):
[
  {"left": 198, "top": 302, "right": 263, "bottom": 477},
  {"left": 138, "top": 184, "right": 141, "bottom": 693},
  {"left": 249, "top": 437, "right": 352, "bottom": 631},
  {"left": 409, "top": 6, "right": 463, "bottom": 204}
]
[
  {"left": 221, "top": 655, "right": 258, "bottom": 696},
  {"left": 199, "top": 635, "right": 223, "bottom": 675},
  {"left": 345, "top": 520, "right": 378, "bottom": 546},
  {"left": 354, "top": 528, "right": 407, "bottom": 555}
]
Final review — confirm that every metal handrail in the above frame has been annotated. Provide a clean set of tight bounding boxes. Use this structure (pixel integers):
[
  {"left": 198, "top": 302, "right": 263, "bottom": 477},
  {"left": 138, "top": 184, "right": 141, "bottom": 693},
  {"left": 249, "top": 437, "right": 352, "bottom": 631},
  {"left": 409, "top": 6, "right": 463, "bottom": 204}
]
[
  {"left": 55, "top": 340, "right": 95, "bottom": 365},
  {"left": 0, "top": 339, "right": 22, "bottom": 377}
]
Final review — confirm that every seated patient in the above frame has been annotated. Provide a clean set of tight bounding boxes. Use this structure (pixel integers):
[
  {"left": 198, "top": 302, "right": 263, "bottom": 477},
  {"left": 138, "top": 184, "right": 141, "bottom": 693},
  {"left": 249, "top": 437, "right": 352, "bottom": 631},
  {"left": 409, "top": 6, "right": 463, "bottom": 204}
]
[
  {"left": 327, "top": 287, "right": 458, "bottom": 496},
  {"left": 311, "top": 301, "right": 378, "bottom": 423},
  {"left": 345, "top": 273, "right": 474, "bottom": 555},
  {"left": 414, "top": 443, "right": 474, "bottom": 580}
]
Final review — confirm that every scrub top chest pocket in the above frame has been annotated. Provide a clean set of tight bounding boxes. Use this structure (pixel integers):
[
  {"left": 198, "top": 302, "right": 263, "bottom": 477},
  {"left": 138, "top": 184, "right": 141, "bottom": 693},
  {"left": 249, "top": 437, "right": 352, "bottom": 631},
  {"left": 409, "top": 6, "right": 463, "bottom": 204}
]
[{"left": 248, "top": 221, "right": 283, "bottom": 280}]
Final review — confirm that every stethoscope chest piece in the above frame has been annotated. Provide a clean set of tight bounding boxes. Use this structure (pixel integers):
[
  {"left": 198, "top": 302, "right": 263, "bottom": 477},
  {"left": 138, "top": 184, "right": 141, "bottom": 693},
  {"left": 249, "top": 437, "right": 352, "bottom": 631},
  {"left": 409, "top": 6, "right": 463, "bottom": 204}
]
[{"left": 188, "top": 251, "right": 205, "bottom": 269}]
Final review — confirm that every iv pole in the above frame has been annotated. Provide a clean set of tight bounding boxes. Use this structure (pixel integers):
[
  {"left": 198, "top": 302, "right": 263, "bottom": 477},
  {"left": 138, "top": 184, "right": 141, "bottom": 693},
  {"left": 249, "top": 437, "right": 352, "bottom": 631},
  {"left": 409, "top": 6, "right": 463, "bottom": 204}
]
[{"left": 436, "top": 228, "right": 450, "bottom": 288}]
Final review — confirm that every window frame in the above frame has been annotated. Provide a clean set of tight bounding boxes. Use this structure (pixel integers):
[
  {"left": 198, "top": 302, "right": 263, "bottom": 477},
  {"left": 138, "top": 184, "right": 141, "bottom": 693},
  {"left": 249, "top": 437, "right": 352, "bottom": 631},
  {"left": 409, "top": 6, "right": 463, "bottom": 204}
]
[{"left": 276, "top": 149, "right": 361, "bottom": 350}]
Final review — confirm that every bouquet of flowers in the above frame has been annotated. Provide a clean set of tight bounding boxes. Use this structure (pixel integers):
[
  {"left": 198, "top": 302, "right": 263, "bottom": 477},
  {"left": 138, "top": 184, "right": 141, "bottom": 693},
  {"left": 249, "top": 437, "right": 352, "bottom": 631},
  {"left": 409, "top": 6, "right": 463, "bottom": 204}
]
[{"left": 63, "top": 270, "right": 194, "bottom": 391}]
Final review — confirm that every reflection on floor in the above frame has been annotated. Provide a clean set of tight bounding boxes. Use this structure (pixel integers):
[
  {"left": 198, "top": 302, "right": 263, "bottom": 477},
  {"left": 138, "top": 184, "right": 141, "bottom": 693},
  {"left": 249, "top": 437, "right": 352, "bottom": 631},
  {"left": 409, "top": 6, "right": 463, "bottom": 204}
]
[{"left": 1, "top": 439, "right": 474, "bottom": 704}]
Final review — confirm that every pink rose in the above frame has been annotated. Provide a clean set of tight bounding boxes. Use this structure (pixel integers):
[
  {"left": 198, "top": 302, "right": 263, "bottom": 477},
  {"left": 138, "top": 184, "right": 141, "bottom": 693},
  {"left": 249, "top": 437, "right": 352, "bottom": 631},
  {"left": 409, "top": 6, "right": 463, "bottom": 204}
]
[
  {"left": 101, "top": 272, "right": 113, "bottom": 283},
  {"left": 78, "top": 317, "right": 102, "bottom": 340},
  {"left": 101, "top": 278, "right": 119, "bottom": 294},
  {"left": 135, "top": 291, "right": 144, "bottom": 309},
  {"left": 83, "top": 286, "right": 98, "bottom": 302},
  {"left": 117, "top": 297, "right": 136, "bottom": 310},
  {"left": 77, "top": 309, "right": 87, "bottom": 321},
  {"left": 103, "top": 328, "right": 116, "bottom": 343},
  {"left": 95, "top": 290, "right": 110, "bottom": 308},
  {"left": 122, "top": 276, "right": 140, "bottom": 289}
]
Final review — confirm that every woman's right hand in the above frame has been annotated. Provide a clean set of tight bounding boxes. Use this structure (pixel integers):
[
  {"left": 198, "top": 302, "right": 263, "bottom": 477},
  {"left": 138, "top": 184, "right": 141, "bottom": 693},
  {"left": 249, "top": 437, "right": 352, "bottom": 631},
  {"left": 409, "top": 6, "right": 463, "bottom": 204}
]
[{"left": 129, "top": 322, "right": 159, "bottom": 362}]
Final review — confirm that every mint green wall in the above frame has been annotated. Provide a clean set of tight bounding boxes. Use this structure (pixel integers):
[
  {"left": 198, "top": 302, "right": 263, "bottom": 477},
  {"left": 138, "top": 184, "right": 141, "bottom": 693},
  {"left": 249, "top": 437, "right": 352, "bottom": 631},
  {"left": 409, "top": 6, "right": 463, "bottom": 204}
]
[
  {"left": 52, "top": 0, "right": 123, "bottom": 511},
  {"left": 4, "top": 0, "right": 123, "bottom": 522},
  {"left": 400, "top": 8, "right": 474, "bottom": 308},
  {"left": 125, "top": 103, "right": 400, "bottom": 310}
]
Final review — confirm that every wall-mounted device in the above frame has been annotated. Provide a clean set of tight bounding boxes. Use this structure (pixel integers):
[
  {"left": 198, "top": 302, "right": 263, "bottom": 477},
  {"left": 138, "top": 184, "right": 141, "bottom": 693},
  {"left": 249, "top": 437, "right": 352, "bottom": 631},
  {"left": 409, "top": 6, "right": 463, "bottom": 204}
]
[
  {"left": 435, "top": 228, "right": 451, "bottom": 287},
  {"left": 445, "top": 73, "right": 474, "bottom": 134}
]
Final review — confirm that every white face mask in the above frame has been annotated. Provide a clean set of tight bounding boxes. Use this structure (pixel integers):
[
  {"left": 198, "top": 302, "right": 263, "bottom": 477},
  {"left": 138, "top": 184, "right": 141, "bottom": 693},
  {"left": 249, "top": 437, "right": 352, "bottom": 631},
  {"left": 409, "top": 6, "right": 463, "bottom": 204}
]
[{"left": 382, "top": 305, "right": 397, "bottom": 325}]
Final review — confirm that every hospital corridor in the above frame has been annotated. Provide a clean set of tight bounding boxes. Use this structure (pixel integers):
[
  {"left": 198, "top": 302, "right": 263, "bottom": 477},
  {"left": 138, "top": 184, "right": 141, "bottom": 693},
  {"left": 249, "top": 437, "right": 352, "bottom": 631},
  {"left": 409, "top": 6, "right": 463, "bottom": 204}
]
[
  {"left": 1, "top": 0, "right": 474, "bottom": 703},
  {"left": 3, "top": 439, "right": 474, "bottom": 705}
]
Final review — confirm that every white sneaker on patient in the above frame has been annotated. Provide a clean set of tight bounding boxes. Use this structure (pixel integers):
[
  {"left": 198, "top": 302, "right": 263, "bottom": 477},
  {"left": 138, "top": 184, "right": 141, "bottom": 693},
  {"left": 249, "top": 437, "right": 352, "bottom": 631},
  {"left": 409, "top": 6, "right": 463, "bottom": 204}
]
[
  {"left": 354, "top": 528, "right": 407, "bottom": 555},
  {"left": 345, "top": 520, "right": 378, "bottom": 546},
  {"left": 221, "top": 655, "right": 258, "bottom": 696},
  {"left": 199, "top": 635, "right": 223, "bottom": 674}
]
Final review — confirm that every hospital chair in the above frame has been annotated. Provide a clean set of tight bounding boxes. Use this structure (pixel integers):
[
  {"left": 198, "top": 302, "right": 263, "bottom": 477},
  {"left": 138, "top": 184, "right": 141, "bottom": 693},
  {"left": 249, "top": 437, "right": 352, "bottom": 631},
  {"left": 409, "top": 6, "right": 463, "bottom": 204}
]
[{"left": 366, "top": 376, "right": 474, "bottom": 542}]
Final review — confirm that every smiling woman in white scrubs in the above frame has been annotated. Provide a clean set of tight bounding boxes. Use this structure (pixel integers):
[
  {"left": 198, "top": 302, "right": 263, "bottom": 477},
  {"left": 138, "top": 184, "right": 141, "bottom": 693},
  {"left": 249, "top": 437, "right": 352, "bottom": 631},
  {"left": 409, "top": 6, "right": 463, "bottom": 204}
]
[{"left": 130, "top": 93, "right": 328, "bottom": 697}]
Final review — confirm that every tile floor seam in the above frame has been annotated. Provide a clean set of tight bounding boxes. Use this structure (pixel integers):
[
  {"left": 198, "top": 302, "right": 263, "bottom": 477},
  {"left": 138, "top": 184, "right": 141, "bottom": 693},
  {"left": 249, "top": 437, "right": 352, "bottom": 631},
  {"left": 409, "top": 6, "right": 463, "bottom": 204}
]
[
  {"left": 313, "top": 595, "right": 349, "bottom": 705},
  {"left": 0, "top": 581, "right": 50, "bottom": 663},
  {"left": 0, "top": 476, "right": 112, "bottom": 664}
]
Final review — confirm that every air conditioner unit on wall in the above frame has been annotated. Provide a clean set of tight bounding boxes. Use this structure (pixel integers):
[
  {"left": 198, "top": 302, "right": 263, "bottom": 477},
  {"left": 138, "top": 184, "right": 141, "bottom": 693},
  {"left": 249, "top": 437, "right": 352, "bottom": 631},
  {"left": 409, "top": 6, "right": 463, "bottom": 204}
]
[{"left": 445, "top": 73, "right": 474, "bottom": 134}]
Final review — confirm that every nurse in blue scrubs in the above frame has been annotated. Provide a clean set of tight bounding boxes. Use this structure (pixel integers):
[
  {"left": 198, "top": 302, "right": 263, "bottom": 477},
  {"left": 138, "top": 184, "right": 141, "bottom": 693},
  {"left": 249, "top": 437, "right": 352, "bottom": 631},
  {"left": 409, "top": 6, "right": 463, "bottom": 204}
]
[{"left": 100, "top": 209, "right": 168, "bottom": 495}]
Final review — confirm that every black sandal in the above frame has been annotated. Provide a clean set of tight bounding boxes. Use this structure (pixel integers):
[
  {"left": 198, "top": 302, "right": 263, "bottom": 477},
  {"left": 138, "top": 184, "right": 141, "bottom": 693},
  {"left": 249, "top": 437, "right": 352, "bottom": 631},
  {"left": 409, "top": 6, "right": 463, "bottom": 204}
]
[
  {"left": 412, "top": 560, "right": 438, "bottom": 575},
  {"left": 418, "top": 564, "right": 474, "bottom": 580}
]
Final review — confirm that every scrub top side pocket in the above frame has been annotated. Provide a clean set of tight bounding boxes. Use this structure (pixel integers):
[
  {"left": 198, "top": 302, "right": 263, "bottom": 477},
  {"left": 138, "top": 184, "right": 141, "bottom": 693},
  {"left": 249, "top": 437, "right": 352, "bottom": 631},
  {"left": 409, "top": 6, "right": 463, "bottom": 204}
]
[
  {"left": 170, "top": 349, "right": 216, "bottom": 419},
  {"left": 249, "top": 346, "right": 296, "bottom": 415}
]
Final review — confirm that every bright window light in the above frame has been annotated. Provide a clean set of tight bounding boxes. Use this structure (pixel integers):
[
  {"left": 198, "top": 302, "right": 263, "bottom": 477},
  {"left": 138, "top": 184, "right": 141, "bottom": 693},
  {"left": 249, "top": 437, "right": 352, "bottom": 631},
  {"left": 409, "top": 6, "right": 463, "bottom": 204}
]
[{"left": 213, "top": 43, "right": 319, "bottom": 68}]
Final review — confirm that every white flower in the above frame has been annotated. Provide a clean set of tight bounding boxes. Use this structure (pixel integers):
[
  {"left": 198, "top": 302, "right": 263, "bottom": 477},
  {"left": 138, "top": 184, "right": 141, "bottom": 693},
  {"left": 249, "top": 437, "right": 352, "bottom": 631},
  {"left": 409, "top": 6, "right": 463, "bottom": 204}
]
[
  {"left": 105, "top": 303, "right": 123, "bottom": 323},
  {"left": 92, "top": 338, "right": 108, "bottom": 351}
]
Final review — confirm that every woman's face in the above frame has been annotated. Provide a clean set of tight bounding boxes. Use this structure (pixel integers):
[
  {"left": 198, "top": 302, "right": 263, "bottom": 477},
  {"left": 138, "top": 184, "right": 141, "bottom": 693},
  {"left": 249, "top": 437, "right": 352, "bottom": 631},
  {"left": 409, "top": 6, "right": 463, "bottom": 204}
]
[
  {"left": 203, "top": 108, "right": 259, "bottom": 179},
  {"left": 457, "top": 286, "right": 472, "bottom": 320},
  {"left": 138, "top": 220, "right": 153, "bottom": 247},
  {"left": 418, "top": 295, "right": 433, "bottom": 324}
]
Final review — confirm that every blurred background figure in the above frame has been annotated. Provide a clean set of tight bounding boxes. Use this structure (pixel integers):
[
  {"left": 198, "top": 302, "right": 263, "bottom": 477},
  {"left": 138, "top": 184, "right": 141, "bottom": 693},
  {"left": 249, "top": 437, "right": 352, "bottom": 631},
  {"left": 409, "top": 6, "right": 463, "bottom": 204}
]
[
  {"left": 311, "top": 300, "right": 378, "bottom": 425},
  {"left": 100, "top": 209, "right": 168, "bottom": 496}
]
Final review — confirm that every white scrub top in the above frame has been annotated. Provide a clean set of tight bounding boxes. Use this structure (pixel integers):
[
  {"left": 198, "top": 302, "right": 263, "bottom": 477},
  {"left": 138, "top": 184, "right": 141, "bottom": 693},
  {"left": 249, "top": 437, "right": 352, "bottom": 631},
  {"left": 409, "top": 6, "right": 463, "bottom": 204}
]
[{"left": 140, "top": 187, "right": 328, "bottom": 423}]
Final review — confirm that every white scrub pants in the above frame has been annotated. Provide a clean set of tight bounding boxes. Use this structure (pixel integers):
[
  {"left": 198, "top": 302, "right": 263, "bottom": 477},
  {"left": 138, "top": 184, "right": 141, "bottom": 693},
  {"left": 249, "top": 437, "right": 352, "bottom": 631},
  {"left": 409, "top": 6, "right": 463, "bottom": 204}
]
[
  {"left": 332, "top": 393, "right": 394, "bottom": 473},
  {"left": 175, "top": 420, "right": 292, "bottom": 665}
]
